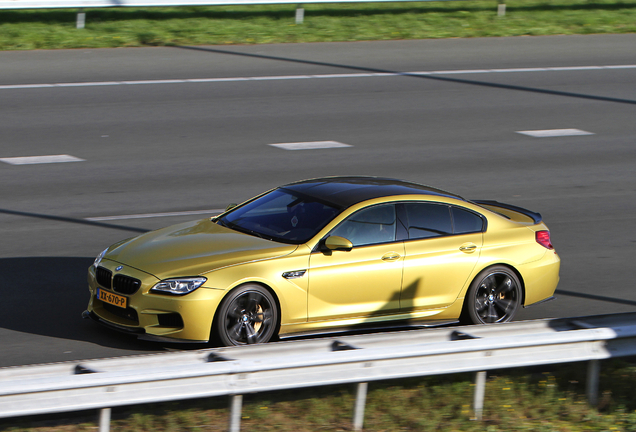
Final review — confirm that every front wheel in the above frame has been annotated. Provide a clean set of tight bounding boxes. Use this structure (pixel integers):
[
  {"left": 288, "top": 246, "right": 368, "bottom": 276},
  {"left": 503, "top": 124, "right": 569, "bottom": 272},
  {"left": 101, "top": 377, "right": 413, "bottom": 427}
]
[
  {"left": 462, "top": 266, "right": 521, "bottom": 324},
  {"left": 215, "top": 284, "right": 278, "bottom": 346}
]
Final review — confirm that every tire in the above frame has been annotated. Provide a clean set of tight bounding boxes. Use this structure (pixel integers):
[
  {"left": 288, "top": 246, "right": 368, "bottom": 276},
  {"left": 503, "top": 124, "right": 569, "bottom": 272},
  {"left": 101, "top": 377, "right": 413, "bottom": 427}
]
[
  {"left": 461, "top": 266, "right": 521, "bottom": 324},
  {"left": 215, "top": 284, "right": 278, "bottom": 346}
]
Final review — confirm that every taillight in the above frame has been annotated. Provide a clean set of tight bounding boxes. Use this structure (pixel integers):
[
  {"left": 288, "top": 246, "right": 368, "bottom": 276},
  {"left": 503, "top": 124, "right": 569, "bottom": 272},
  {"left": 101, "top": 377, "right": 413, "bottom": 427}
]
[{"left": 536, "top": 230, "right": 553, "bottom": 249}]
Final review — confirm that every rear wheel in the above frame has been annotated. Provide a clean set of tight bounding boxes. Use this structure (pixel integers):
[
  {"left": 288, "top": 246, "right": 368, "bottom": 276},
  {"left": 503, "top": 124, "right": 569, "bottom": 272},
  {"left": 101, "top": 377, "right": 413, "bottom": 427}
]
[
  {"left": 462, "top": 266, "right": 521, "bottom": 324},
  {"left": 215, "top": 284, "right": 278, "bottom": 346}
]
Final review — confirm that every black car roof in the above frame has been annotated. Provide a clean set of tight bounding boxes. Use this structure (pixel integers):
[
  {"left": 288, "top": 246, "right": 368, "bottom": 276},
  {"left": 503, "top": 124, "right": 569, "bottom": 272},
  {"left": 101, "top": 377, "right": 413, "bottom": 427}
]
[{"left": 281, "top": 176, "right": 465, "bottom": 208}]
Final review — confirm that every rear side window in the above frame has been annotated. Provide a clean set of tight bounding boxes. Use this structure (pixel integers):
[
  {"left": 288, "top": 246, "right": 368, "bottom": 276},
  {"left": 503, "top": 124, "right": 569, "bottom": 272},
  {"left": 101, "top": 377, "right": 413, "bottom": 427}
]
[
  {"left": 452, "top": 207, "right": 484, "bottom": 234},
  {"left": 404, "top": 203, "right": 452, "bottom": 239},
  {"left": 402, "top": 203, "right": 485, "bottom": 240}
]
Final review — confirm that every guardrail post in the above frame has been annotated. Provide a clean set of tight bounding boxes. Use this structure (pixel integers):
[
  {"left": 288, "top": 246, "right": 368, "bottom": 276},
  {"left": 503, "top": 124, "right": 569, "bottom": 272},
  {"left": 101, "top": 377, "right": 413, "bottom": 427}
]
[
  {"left": 497, "top": 2, "right": 506, "bottom": 16},
  {"left": 353, "top": 382, "right": 368, "bottom": 431},
  {"left": 295, "top": 4, "right": 304, "bottom": 24},
  {"left": 98, "top": 408, "right": 111, "bottom": 432},
  {"left": 586, "top": 360, "right": 600, "bottom": 406},
  {"left": 473, "top": 371, "right": 487, "bottom": 421},
  {"left": 229, "top": 394, "right": 243, "bottom": 432},
  {"left": 76, "top": 8, "right": 86, "bottom": 29}
]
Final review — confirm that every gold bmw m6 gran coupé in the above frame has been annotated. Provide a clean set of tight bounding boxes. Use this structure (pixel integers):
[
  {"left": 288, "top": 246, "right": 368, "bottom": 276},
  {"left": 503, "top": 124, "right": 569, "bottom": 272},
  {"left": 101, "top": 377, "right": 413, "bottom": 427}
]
[{"left": 84, "top": 177, "right": 560, "bottom": 346}]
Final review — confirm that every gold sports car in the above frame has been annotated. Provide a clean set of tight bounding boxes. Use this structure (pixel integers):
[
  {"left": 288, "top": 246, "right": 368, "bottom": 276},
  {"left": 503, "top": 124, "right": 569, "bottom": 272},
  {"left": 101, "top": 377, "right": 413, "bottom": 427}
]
[{"left": 84, "top": 177, "right": 560, "bottom": 345}]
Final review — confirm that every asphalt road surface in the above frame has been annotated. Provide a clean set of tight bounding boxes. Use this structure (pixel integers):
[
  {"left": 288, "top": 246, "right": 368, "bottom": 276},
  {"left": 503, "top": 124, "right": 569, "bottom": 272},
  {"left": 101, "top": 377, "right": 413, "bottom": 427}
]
[{"left": 1, "top": 34, "right": 635, "bottom": 368}]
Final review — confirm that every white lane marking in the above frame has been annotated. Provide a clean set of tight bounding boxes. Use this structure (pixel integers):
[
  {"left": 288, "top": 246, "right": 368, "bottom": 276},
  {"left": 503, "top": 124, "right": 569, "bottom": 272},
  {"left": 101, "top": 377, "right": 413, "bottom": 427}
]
[
  {"left": 269, "top": 141, "right": 352, "bottom": 150},
  {"left": 0, "top": 154, "right": 85, "bottom": 165},
  {"left": 516, "top": 129, "right": 595, "bottom": 137},
  {"left": 1, "top": 65, "right": 635, "bottom": 90},
  {"left": 86, "top": 209, "right": 225, "bottom": 221}
]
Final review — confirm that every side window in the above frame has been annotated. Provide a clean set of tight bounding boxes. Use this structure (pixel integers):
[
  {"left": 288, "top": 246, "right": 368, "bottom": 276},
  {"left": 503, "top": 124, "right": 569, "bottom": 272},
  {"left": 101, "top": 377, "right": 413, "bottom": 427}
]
[
  {"left": 330, "top": 204, "right": 396, "bottom": 247},
  {"left": 404, "top": 203, "right": 452, "bottom": 239},
  {"left": 452, "top": 207, "right": 484, "bottom": 234}
]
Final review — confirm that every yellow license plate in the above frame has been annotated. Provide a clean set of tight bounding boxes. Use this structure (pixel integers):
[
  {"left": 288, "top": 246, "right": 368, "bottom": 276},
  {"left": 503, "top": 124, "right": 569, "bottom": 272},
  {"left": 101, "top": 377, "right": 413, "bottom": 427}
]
[{"left": 98, "top": 289, "right": 127, "bottom": 309}]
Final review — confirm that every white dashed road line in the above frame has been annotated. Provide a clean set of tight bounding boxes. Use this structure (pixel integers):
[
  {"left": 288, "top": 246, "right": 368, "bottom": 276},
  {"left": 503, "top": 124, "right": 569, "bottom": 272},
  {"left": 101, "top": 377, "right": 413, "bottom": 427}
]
[
  {"left": 516, "top": 129, "right": 595, "bottom": 138},
  {"left": 0, "top": 155, "right": 85, "bottom": 165},
  {"left": 1, "top": 65, "right": 634, "bottom": 91},
  {"left": 86, "top": 209, "right": 225, "bottom": 221},
  {"left": 269, "top": 141, "right": 352, "bottom": 150}
]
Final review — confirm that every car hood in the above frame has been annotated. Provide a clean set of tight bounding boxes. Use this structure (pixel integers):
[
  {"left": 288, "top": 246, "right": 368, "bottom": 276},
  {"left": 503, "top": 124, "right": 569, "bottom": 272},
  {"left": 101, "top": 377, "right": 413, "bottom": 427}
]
[{"left": 105, "top": 219, "right": 298, "bottom": 280}]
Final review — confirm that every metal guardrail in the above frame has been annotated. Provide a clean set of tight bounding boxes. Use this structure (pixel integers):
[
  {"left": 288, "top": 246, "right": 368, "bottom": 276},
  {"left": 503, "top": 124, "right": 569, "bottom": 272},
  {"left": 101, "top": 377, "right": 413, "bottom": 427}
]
[
  {"left": 2, "top": 312, "right": 636, "bottom": 431},
  {"left": 0, "top": 0, "right": 461, "bottom": 8},
  {"left": 0, "top": 0, "right": 507, "bottom": 27}
]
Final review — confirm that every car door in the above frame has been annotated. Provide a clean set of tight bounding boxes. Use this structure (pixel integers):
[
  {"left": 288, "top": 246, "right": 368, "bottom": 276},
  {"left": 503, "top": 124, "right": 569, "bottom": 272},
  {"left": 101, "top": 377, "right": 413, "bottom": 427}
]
[
  {"left": 400, "top": 203, "right": 484, "bottom": 310},
  {"left": 308, "top": 203, "right": 404, "bottom": 321}
]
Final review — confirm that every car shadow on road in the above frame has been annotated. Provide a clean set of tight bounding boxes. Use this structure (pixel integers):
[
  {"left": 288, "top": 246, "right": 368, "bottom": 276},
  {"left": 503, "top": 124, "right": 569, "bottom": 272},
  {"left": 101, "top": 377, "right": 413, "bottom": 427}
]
[
  {"left": 554, "top": 289, "right": 636, "bottom": 307},
  {"left": 0, "top": 256, "right": 201, "bottom": 352},
  {"left": 176, "top": 45, "right": 636, "bottom": 106},
  {"left": 0, "top": 208, "right": 149, "bottom": 235}
]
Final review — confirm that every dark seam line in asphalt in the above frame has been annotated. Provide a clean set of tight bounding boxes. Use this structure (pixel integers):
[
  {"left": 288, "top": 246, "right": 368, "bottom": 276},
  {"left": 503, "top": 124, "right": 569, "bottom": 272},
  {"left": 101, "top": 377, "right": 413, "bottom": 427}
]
[
  {"left": 555, "top": 289, "right": 636, "bottom": 307},
  {"left": 177, "top": 45, "right": 636, "bottom": 106},
  {"left": 0, "top": 208, "right": 149, "bottom": 234}
]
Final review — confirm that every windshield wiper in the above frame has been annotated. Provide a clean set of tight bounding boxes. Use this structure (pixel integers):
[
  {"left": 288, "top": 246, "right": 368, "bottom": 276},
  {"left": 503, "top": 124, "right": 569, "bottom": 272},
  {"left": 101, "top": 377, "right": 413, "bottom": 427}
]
[
  {"left": 242, "top": 228, "right": 274, "bottom": 241},
  {"left": 223, "top": 223, "right": 275, "bottom": 241}
]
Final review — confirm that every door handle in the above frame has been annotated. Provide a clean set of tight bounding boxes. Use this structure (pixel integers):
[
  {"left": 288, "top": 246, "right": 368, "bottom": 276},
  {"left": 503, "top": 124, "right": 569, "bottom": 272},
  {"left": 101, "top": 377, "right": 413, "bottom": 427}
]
[
  {"left": 459, "top": 243, "right": 477, "bottom": 253},
  {"left": 381, "top": 252, "right": 401, "bottom": 261}
]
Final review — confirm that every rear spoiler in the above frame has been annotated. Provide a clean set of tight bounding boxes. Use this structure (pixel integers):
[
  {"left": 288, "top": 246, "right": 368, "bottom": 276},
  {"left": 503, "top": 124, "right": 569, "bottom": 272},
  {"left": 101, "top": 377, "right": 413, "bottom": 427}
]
[{"left": 471, "top": 200, "right": 543, "bottom": 224}]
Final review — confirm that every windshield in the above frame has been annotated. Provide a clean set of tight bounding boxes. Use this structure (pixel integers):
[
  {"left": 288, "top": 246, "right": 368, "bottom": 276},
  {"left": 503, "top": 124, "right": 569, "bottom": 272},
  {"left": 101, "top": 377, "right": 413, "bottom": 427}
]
[{"left": 217, "top": 188, "right": 342, "bottom": 244}]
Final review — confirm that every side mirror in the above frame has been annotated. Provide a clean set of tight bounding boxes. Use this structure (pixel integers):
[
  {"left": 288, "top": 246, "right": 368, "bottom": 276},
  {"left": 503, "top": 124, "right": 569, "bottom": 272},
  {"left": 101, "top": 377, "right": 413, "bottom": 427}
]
[
  {"left": 225, "top": 203, "right": 238, "bottom": 212},
  {"left": 324, "top": 236, "right": 353, "bottom": 252}
]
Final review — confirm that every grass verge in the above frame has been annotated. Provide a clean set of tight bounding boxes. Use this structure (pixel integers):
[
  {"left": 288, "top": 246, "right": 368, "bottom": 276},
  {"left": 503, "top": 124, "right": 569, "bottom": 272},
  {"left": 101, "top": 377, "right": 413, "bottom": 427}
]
[
  {"left": 0, "top": 0, "right": 636, "bottom": 50},
  {"left": 2, "top": 359, "right": 636, "bottom": 431}
]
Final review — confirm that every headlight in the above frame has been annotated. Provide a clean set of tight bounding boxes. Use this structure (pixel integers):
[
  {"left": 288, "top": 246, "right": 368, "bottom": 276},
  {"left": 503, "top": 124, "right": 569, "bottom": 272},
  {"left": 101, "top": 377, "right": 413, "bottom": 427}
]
[
  {"left": 150, "top": 277, "right": 207, "bottom": 295},
  {"left": 93, "top": 248, "right": 108, "bottom": 269}
]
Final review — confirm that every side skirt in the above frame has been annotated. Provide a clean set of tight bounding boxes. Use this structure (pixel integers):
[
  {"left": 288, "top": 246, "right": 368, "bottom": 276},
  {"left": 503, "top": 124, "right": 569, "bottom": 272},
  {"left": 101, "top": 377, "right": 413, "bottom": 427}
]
[{"left": 278, "top": 319, "right": 459, "bottom": 340}]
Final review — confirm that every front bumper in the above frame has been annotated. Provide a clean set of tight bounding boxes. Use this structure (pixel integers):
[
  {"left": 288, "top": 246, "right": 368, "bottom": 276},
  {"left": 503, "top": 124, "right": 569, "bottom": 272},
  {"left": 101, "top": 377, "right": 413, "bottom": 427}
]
[
  {"left": 82, "top": 310, "right": 209, "bottom": 343},
  {"left": 86, "top": 261, "right": 226, "bottom": 342}
]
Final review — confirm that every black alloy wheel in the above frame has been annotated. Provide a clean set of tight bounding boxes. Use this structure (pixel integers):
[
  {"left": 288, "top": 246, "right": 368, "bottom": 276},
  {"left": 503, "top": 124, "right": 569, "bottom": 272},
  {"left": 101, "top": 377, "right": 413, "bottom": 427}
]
[
  {"left": 216, "top": 284, "right": 278, "bottom": 346},
  {"left": 463, "top": 266, "right": 521, "bottom": 324}
]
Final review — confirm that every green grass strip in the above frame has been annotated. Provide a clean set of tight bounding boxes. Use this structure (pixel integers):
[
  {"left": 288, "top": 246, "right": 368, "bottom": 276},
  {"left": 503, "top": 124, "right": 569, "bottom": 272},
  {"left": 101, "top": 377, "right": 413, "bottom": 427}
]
[{"left": 1, "top": 0, "right": 636, "bottom": 50}]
